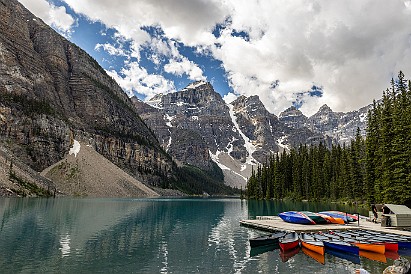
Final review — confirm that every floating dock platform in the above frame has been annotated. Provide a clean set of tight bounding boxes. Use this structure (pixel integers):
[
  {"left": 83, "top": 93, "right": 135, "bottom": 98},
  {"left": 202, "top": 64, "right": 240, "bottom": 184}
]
[{"left": 240, "top": 216, "right": 411, "bottom": 236}]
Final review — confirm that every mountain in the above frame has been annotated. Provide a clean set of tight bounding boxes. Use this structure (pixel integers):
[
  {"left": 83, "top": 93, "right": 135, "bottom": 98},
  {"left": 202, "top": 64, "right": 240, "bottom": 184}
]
[
  {"left": 229, "top": 95, "right": 284, "bottom": 163},
  {"left": 0, "top": 0, "right": 175, "bottom": 195},
  {"left": 133, "top": 81, "right": 250, "bottom": 188},
  {"left": 306, "top": 104, "right": 342, "bottom": 136},
  {"left": 134, "top": 81, "right": 372, "bottom": 188},
  {"left": 134, "top": 81, "right": 328, "bottom": 187},
  {"left": 134, "top": 81, "right": 238, "bottom": 171},
  {"left": 279, "top": 106, "right": 307, "bottom": 129}
]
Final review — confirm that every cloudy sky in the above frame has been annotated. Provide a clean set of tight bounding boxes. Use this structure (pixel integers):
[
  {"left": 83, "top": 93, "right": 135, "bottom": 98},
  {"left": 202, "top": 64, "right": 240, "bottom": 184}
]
[{"left": 18, "top": 0, "right": 411, "bottom": 116}]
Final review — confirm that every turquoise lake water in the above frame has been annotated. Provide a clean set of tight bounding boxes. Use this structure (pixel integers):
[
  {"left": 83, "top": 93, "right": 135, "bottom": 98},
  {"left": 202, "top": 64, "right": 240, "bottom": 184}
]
[{"left": 0, "top": 198, "right": 408, "bottom": 273}]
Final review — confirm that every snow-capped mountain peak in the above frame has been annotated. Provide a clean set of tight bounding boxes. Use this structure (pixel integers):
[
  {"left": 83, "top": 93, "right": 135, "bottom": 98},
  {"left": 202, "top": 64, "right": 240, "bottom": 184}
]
[{"left": 134, "top": 81, "right": 372, "bottom": 188}]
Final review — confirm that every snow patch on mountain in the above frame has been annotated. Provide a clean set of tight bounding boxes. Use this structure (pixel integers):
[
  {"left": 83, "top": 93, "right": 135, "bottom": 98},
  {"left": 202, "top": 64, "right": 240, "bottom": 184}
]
[
  {"left": 227, "top": 103, "right": 257, "bottom": 165},
  {"left": 146, "top": 97, "right": 163, "bottom": 109},
  {"left": 277, "top": 136, "right": 290, "bottom": 152},
  {"left": 209, "top": 150, "right": 230, "bottom": 170},
  {"left": 209, "top": 150, "right": 249, "bottom": 187},
  {"left": 69, "top": 140, "right": 81, "bottom": 157},
  {"left": 166, "top": 129, "right": 172, "bottom": 152},
  {"left": 176, "top": 101, "right": 187, "bottom": 107},
  {"left": 185, "top": 80, "right": 207, "bottom": 90},
  {"left": 225, "top": 136, "right": 238, "bottom": 155},
  {"left": 208, "top": 135, "right": 250, "bottom": 186},
  {"left": 268, "top": 120, "right": 273, "bottom": 133},
  {"left": 359, "top": 112, "right": 367, "bottom": 123},
  {"left": 164, "top": 114, "right": 175, "bottom": 127}
]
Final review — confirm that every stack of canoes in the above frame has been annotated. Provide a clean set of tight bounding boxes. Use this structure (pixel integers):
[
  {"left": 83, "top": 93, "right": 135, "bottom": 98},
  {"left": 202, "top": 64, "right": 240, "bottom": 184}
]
[
  {"left": 249, "top": 229, "right": 411, "bottom": 264},
  {"left": 318, "top": 211, "right": 357, "bottom": 223},
  {"left": 278, "top": 211, "right": 351, "bottom": 225},
  {"left": 348, "top": 229, "right": 411, "bottom": 249}
]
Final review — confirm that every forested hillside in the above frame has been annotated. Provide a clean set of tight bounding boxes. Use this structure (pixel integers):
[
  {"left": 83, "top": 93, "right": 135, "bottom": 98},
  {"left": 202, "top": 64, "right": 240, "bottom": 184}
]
[{"left": 246, "top": 72, "right": 411, "bottom": 205}]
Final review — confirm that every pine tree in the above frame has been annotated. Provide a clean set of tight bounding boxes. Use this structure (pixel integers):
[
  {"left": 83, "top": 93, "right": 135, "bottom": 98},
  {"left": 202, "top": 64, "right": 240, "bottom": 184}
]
[
  {"left": 350, "top": 128, "right": 365, "bottom": 201},
  {"left": 389, "top": 72, "right": 411, "bottom": 203},
  {"left": 365, "top": 103, "right": 378, "bottom": 203},
  {"left": 379, "top": 88, "right": 395, "bottom": 201},
  {"left": 292, "top": 146, "right": 303, "bottom": 199}
]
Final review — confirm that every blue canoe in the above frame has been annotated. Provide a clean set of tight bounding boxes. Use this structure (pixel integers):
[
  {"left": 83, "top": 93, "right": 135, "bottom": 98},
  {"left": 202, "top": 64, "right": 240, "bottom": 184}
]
[
  {"left": 313, "top": 233, "right": 359, "bottom": 255},
  {"left": 324, "top": 240, "right": 360, "bottom": 255},
  {"left": 279, "top": 211, "right": 316, "bottom": 225}
]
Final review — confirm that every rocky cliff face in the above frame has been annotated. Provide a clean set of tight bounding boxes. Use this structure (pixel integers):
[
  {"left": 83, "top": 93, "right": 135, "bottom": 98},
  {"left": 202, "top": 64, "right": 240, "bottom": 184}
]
[
  {"left": 306, "top": 104, "right": 342, "bottom": 136},
  {"left": 0, "top": 145, "right": 56, "bottom": 197},
  {"left": 279, "top": 106, "right": 307, "bottom": 129},
  {"left": 330, "top": 104, "right": 370, "bottom": 144},
  {"left": 0, "top": 0, "right": 174, "bottom": 190},
  {"left": 230, "top": 95, "right": 285, "bottom": 163},
  {"left": 134, "top": 81, "right": 246, "bottom": 172}
]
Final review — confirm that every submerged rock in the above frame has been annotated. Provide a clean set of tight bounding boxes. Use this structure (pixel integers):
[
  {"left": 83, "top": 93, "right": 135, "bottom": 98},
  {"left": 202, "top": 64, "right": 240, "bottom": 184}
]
[{"left": 383, "top": 257, "right": 410, "bottom": 274}]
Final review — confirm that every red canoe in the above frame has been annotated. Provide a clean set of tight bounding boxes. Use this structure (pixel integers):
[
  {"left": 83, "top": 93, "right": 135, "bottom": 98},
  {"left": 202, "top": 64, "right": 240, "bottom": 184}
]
[{"left": 279, "top": 232, "right": 299, "bottom": 251}]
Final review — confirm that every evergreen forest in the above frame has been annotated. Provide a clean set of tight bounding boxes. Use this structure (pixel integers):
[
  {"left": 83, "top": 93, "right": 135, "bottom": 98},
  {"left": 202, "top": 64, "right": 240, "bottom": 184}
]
[{"left": 245, "top": 72, "right": 411, "bottom": 205}]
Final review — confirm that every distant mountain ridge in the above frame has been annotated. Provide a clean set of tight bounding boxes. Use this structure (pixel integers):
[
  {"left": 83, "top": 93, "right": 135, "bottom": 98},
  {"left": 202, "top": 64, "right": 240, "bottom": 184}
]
[
  {"left": 280, "top": 103, "right": 370, "bottom": 144},
  {"left": 134, "top": 80, "right": 369, "bottom": 187}
]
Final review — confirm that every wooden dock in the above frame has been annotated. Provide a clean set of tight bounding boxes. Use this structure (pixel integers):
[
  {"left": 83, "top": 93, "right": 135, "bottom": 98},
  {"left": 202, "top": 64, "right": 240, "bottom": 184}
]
[{"left": 240, "top": 216, "right": 411, "bottom": 236}]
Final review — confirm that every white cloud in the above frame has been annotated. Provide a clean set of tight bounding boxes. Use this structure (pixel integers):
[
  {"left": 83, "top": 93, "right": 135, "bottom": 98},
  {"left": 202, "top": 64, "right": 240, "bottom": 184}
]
[
  {"left": 213, "top": 0, "right": 411, "bottom": 115},
  {"left": 58, "top": 0, "right": 220, "bottom": 98},
  {"left": 164, "top": 58, "right": 206, "bottom": 81},
  {"left": 61, "top": 0, "right": 226, "bottom": 46},
  {"left": 107, "top": 62, "right": 175, "bottom": 99},
  {"left": 24, "top": 0, "right": 411, "bottom": 116},
  {"left": 95, "top": 43, "right": 127, "bottom": 57},
  {"left": 19, "top": 0, "right": 76, "bottom": 37}
]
